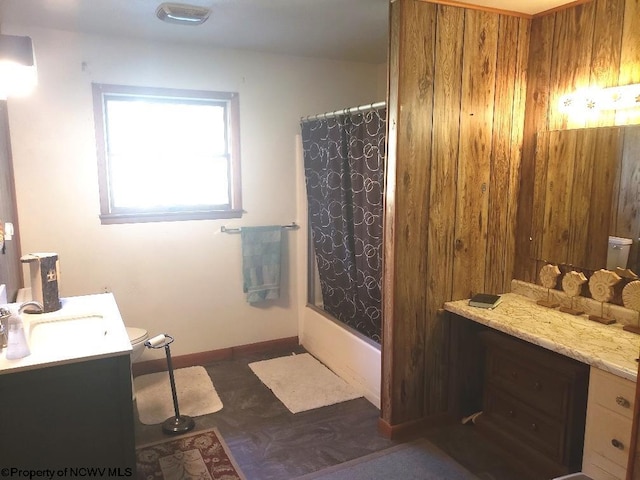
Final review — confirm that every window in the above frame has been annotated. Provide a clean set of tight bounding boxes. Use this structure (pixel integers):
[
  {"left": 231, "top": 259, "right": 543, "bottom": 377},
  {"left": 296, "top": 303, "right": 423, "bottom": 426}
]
[{"left": 92, "top": 83, "right": 242, "bottom": 224}]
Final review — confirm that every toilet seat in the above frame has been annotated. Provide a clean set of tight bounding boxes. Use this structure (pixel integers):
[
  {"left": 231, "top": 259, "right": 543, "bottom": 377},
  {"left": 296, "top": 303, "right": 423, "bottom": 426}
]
[{"left": 126, "top": 327, "right": 148, "bottom": 345}]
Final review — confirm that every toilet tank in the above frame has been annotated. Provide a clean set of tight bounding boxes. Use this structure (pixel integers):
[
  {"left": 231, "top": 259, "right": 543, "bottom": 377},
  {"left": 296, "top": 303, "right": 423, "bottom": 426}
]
[{"left": 606, "top": 236, "right": 632, "bottom": 270}]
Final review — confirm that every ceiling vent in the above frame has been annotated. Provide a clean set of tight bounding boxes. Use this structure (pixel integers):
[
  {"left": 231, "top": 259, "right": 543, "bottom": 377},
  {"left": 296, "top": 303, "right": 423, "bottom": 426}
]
[{"left": 156, "top": 3, "right": 211, "bottom": 26}]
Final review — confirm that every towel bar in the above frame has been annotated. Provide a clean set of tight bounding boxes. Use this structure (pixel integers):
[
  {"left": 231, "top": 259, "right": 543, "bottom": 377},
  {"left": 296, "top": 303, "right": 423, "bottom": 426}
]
[{"left": 221, "top": 222, "right": 298, "bottom": 234}]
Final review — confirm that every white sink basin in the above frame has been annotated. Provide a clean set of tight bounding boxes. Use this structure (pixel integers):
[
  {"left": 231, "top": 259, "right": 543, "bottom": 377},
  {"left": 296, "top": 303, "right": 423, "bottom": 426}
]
[
  {"left": 28, "top": 314, "right": 110, "bottom": 351},
  {"left": 0, "top": 293, "right": 131, "bottom": 375}
]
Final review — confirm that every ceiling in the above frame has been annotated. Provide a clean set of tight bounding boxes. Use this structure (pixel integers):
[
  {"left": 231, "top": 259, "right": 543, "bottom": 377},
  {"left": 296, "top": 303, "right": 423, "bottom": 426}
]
[{"left": 0, "top": 0, "right": 575, "bottom": 64}]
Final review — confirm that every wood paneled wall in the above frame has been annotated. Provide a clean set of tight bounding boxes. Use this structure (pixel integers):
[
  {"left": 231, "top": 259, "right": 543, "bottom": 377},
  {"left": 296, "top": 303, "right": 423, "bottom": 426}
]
[
  {"left": 515, "top": 0, "right": 640, "bottom": 282},
  {"left": 383, "top": 0, "right": 530, "bottom": 429}
]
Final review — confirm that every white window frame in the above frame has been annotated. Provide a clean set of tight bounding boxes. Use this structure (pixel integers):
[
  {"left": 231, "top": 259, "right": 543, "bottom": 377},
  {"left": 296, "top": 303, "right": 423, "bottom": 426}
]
[{"left": 92, "top": 83, "right": 243, "bottom": 224}]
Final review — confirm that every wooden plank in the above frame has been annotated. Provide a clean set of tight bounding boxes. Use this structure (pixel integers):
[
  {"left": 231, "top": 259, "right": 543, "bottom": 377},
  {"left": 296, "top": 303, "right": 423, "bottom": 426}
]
[
  {"left": 489, "top": 23, "right": 519, "bottom": 285},
  {"left": 616, "top": 0, "right": 640, "bottom": 125},
  {"left": 548, "top": 2, "right": 596, "bottom": 130},
  {"left": 513, "top": 14, "right": 555, "bottom": 283},
  {"left": 425, "top": 3, "right": 464, "bottom": 415},
  {"left": 587, "top": 0, "right": 624, "bottom": 127},
  {"left": 614, "top": 126, "right": 640, "bottom": 273},
  {"left": 452, "top": 9, "right": 499, "bottom": 300},
  {"left": 584, "top": 126, "right": 621, "bottom": 269},
  {"left": 530, "top": 131, "right": 550, "bottom": 262},
  {"left": 385, "top": 0, "right": 437, "bottom": 425},
  {"left": 381, "top": 0, "right": 401, "bottom": 427},
  {"left": 485, "top": 14, "right": 521, "bottom": 294},
  {"left": 567, "top": 128, "right": 597, "bottom": 268},
  {"left": 503, "top": 16, "right": 531, "bottom": 289},
  {"left": 540, "top": 129, "right": 577, "bottom": 264}
]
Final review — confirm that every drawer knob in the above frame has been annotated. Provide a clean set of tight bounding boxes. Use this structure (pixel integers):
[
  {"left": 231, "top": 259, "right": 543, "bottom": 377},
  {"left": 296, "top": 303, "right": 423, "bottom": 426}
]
[
  {"left": 534, "top": 381, "right": 542, "bottom": 391},
  {"left": 530, "top": 423, "right": 538, "bottom": 431},
  {"left": 611, "top": 438, "right": 625, "bottom": 450},
  {"left": 616, "top": 396, "right": 631, "bottom": 408},
  {"left": 508, "top": 410, "right": 514, "bottom": 417}
]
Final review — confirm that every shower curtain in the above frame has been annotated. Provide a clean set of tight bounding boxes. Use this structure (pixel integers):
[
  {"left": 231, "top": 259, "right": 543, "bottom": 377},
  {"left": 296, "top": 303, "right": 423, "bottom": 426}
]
[{"left": 301, "top": 106, "right": 386, "bottom": 343}]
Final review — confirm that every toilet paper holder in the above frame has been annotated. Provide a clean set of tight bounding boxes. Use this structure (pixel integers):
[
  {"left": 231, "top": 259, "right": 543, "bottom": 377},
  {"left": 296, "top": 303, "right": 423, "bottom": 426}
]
[{"left": 144, "top": 333, "right": 195, "bottom": 434}]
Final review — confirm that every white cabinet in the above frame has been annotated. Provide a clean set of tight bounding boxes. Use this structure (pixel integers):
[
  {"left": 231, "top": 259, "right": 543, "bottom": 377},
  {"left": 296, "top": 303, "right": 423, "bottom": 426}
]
[{"left": 583, "top": 368, "right": 635, "bottom": 480}]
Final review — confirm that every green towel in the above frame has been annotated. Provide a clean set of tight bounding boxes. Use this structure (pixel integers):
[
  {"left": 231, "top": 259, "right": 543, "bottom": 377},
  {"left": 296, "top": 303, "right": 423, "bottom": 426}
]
[{"left": 241, "top": 226, "right": 282, "bottom": 303}]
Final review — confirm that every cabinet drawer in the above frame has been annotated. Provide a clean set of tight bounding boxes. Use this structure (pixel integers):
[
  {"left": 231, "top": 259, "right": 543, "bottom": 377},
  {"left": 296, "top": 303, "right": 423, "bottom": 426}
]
[
  {"left": 589, "top": 369, "right": 635, "bottom": 419},
  {"left": 583, "top": 458, "right": 625, "bottom": 480},
  {"left": 486, "top": 350, "right": 570, "bottom": 418},
  {"left": 584, "top": 402, "right": 632, "bottom": 469},
  {"left": 484, "top": 386, "right": 564, "bottom": 461}
]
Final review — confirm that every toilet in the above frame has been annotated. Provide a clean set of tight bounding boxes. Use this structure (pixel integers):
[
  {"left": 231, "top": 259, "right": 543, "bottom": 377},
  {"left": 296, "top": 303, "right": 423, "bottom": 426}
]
[
  {"left": 126, "top": 327, "right": 148, "bottom": 400},
  {"left": 126, "top": 327, "right": 149, "bottom": 363},
  {"left": 606, "top": 236, "right": 633, "bottom": 270}
]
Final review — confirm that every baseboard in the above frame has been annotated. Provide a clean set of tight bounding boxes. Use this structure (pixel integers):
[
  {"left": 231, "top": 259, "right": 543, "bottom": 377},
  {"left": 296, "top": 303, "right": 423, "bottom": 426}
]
[
  {"left": 132, "top": 336, "right": 299, "bottom": 377},
  {"left": 377, "top": 412, "right": 453, "bottom": 441}
]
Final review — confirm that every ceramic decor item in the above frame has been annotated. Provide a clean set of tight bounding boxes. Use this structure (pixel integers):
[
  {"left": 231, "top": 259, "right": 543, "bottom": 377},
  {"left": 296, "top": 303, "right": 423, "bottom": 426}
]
[
  {"left": 560, "top": 270, "right": 587, "bottom": 316},
  {"left": 622, "top": 280, "right": 640, "bottom": 334},
  {"left": 589, "top": 269, "right": 621, "bottom": 303},
  {"left": 588, "top": 269, "right": 621, "bottom": 325},
  {"left": 537, "top": 264, "right": 561, "bottom": 308}
]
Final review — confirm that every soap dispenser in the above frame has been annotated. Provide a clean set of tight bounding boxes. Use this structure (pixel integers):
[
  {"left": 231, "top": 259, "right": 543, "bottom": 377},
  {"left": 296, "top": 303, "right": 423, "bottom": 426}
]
[{"left": 5, "top": 311, "right": 30, "bottom": 360}]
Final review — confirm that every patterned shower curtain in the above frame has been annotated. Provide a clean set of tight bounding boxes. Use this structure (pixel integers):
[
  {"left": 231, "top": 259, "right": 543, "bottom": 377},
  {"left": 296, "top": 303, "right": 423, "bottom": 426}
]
[{"left": 301, "top": 107, "right": 386, "bottom": 343}]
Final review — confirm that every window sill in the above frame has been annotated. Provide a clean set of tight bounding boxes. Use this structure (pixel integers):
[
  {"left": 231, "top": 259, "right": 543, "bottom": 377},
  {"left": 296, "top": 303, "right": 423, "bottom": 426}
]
[{"left": 100, "top": 209, "right": 244, "bottom": 225}]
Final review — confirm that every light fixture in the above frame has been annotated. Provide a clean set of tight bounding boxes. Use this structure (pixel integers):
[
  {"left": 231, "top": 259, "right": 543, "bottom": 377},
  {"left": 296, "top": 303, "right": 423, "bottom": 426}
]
[
  {"left": 156, "top": 3, "right": 211, "bottom": 26},
  {"left": 0, "top": 34, "right": 37, "bottom": 100},
  {"left": 559, "top": 83, "right": 640, "bottom": 115}
]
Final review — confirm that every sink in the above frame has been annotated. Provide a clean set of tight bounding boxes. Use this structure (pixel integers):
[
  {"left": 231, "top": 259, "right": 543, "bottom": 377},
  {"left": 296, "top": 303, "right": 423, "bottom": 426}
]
[{"left": 27, "top": 314, "right": 110, "bottom": 351}]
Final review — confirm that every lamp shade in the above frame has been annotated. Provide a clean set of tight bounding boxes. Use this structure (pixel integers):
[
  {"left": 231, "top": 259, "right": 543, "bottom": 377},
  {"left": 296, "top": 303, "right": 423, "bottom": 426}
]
[{"left": 0, "top": 34, "right": 37, "bottom": 99}]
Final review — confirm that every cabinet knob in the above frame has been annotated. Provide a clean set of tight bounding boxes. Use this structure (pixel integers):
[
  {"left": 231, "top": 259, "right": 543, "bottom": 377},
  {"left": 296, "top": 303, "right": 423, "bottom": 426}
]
[
  {"left": 511, "top": 371, "right": 518, "bottom": 379},
  {"left": 611, "top": 438, "right": 625, "bottom": 450},
  {"left": 534, "top": 381, "right": 542, "bottom": 391},
  {"left": 616, "top": 396, "right": 630, "bottom": 408},
  {"left": 508, "top": 410, "right": 514, "bottom": 417},
  {"left": 530, "top": 423, "right": 538, "bottom": 431}
]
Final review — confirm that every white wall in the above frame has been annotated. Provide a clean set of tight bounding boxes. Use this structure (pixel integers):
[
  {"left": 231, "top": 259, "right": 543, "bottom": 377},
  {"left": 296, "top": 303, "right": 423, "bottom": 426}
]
[{"left": 4, "top": 24, "right": 382, "bottom": 359}]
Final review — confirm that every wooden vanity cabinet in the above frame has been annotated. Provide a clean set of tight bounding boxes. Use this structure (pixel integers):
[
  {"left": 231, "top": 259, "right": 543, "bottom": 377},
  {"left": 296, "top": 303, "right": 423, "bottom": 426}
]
[
  {"left": 582, "top": 368, "right": 635, "bottom": 480},
  {"left": 0, "top": 354, "right": 135, "bottom": 470},
  {"left": 477, "top": 330, "right": 590, "bottom": 479}
]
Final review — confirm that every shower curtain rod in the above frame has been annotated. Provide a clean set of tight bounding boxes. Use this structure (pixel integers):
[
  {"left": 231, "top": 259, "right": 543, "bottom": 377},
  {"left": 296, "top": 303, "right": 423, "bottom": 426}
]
[{"left": 300, "top": 101, "right": 386, "bottom": 123}]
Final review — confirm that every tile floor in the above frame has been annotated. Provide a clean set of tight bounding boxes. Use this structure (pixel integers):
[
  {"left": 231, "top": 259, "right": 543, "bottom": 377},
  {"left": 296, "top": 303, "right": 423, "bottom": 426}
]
[{"left": 133, "top": 347, "right": 531, "bottom": 479}]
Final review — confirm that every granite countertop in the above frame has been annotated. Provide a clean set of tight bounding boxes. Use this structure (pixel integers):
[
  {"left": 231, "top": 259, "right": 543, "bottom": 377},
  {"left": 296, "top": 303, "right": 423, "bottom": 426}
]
[
  {"left": 444, "top": 292, "right": 640, "bottom": 382},
  {"left": 0, "top": 293, "right": 131, "bottom": 375}
]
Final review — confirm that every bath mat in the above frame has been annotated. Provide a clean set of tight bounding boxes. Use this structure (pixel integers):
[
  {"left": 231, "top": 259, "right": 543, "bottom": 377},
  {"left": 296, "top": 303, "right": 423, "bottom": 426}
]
[
  {"left": 136, "top": 427, "right": 245, "bottom": 480},
  {"left": 248, "top": 353, "right": 362, "bottom": 413},
  {"left": 135, "top": 366, "right": 223, "bottom": 425}
]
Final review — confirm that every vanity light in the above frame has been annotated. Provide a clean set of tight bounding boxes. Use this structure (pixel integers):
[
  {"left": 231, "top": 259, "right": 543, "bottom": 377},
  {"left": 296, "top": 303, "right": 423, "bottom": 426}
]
[
  {"left": 0, "top": 34, "right": 37, "bottom": 100},
  {"left": 559, "top": 83, "right": 640, "bottom": 115}
]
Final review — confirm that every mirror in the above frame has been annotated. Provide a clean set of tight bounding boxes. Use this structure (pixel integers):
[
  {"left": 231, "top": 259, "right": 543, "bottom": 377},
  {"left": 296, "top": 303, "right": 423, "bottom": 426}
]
[{"left": 530, "top": 125, "right": 640, "bottom": 272}]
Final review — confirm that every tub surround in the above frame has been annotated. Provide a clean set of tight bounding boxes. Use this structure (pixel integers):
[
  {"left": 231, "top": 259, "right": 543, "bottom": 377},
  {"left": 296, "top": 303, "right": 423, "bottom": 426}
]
[
  {"left": 444, "top": 286, "right": 640, "bottom": 382},
  {"left": 0, "top": 292, "right": 131, "bottom": 374}
]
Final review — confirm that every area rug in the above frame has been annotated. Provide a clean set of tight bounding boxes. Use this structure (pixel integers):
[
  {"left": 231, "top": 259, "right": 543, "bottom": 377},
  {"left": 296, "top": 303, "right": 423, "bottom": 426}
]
[
  {"left": 294, "top": 438, "right": 479, "bottom": 480},
  {"left": 136, "top": 427, "right": 246, "bottom": 480},
  {"left": 248, "top": 353, "right": 362, "bottom": 413},
  {"left": 135, "top": 366, "right": 223, "bottom": 425}
]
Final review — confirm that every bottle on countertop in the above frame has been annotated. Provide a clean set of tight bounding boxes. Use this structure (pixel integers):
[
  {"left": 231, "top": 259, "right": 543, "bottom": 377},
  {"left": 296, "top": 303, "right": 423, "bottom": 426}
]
[{"left": 5, "top": 311, "right": 30, "bottom": 360}]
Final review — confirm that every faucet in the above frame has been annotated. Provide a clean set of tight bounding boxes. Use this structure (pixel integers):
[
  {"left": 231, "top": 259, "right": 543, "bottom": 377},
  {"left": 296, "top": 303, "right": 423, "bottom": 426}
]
[{"left": 18, "top": 301, "right": 44, "bottom": 315}]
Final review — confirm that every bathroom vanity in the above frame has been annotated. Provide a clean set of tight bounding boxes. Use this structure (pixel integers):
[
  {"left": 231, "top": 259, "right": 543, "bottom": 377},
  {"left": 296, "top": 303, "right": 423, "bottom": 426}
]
[
  {"left": 445, "top": 287, "right": 639, "bottom": 480},
  {"left": 0, "top": 293, "right": 135, "bottom": 470}
]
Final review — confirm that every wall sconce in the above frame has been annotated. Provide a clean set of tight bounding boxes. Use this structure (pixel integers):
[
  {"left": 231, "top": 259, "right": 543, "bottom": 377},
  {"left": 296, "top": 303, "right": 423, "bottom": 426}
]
[
  {"left": 559, "top": 83, "right": 640, "bottom": 115},
  {"left": 0, "top": 34, "right": 37, "bottom": 100}
]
